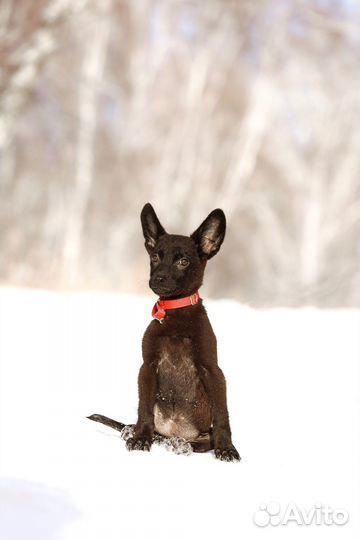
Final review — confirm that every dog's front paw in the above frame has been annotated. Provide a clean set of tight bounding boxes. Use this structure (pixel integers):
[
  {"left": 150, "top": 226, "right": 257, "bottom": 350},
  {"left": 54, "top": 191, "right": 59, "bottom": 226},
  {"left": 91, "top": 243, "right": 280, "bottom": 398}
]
[
  {"left": 126, "top": 436, "right": 152, "bottom": 452},
  {"left": 215, "top": 445, "right": 241, "bottom": 463}
]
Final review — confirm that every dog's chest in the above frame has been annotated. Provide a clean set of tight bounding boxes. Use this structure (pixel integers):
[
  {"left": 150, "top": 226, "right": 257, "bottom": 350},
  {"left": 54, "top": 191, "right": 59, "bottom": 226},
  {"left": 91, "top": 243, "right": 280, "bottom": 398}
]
[{"left": 155, "top": 336, "right": 199, "bottom": 401}]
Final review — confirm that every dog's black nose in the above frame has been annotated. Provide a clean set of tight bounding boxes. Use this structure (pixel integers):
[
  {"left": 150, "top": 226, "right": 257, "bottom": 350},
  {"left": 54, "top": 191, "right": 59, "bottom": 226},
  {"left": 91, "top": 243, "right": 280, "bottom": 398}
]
[{"left": 155, "top": 275, "right": 166, "bottom": 283}]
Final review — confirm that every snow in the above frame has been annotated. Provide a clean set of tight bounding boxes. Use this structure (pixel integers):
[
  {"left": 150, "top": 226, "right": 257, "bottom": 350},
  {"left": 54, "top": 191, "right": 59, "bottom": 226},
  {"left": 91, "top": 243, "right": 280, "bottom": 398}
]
[{"left": 0, "top": 288, "right": 359, "bottom": 540}]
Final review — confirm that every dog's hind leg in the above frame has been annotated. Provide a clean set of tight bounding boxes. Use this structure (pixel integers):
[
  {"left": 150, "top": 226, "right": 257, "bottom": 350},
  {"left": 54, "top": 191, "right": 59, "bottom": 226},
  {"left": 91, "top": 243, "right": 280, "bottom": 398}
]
[
  {"left": 188, "top": 431, "right": 213, "bottom": 453},
  {"left": 87, "top": 414, "right": 214, "bottom": 456}
]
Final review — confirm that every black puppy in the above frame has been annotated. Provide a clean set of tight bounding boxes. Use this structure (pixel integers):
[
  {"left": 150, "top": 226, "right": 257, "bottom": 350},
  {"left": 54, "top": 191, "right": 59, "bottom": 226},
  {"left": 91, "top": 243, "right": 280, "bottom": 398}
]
[{"left": 89, "top": 203, "right": 240, "bottom": 462}]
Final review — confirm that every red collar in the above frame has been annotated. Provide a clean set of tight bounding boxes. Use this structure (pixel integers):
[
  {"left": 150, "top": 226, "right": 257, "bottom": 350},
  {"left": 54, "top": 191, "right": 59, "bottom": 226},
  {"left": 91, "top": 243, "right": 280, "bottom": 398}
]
[{"left": 152, "top": 292, "right": 201, "bottom": 323}]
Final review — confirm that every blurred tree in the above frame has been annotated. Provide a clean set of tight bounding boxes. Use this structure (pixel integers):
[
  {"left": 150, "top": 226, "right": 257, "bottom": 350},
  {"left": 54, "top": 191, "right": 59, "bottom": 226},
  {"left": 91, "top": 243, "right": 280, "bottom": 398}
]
[{"left": 0, "top": 0, "right": 359, "bottom": 307}]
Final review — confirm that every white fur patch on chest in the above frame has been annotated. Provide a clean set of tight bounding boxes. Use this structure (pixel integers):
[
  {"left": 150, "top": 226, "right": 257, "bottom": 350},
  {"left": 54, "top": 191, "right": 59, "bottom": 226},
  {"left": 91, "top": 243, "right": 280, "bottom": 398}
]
[{"left": 156, "top": 350, "right": 171, "bottom": 371}]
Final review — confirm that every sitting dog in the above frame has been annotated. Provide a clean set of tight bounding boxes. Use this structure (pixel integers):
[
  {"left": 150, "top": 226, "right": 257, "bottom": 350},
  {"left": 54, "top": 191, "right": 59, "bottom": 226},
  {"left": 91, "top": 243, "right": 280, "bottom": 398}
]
[{"left": 89, "top": 203, "right": 240, "bottom": 462}]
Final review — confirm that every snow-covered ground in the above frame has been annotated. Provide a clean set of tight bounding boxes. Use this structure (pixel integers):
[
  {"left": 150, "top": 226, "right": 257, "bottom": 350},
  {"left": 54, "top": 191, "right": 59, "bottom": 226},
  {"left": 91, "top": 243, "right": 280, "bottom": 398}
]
[{"left": 0, "top": 288, "right": 359, "bottom": 540}]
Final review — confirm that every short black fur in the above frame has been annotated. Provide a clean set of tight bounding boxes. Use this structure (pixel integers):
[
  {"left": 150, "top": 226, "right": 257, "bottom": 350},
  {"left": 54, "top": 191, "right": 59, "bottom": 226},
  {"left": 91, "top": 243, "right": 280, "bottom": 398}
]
[{"left": 89, "top": 203, "right": 240, "bottom": 462}]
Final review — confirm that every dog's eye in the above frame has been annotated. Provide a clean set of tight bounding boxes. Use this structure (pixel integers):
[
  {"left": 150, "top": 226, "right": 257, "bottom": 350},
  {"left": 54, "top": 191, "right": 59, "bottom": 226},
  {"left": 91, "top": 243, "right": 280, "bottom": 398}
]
[
  {"left": 178, "top": 258, "right": 189, "bottom": 267},
  {"left": 151, "top": 254, "right": 160, "bottom": 263}
]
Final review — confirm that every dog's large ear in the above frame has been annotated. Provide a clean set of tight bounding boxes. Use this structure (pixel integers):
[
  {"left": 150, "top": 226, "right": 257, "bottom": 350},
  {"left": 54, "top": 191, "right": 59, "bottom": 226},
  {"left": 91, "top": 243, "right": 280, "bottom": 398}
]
[
  {"left": 191, "top": 209, "right": 226, "bottom": 259},
  {"left": 141, "top": 203, "right": 166, "bottom": 253}
]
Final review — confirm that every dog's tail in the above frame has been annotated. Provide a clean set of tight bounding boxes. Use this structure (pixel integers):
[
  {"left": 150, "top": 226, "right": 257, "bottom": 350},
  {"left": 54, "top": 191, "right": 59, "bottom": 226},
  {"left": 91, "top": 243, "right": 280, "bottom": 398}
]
[{"left": 87, "top": 413, "right": 127, "bottom": 432}]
